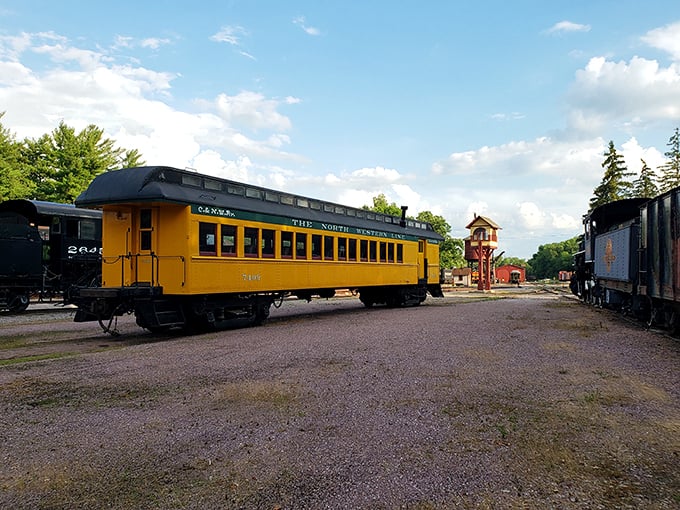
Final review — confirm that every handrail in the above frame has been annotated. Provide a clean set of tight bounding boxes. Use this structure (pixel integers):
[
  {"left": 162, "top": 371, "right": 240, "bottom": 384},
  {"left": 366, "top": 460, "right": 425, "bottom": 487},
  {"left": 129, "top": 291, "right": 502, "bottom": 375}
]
[{"left": 102, "top": 253, "right": 185, "bottom": 287}]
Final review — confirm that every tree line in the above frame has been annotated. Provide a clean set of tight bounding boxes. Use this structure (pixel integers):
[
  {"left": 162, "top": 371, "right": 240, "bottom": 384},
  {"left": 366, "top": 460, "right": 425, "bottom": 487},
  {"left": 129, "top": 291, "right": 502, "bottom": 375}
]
[
  {"left": 1, "top": 114, "right": 466, "bottom": 269},
  {"left": 0, "top": 113, "right": 144, "bottom": 203},
  {"left": 4, "top": 113, "right": 676, "bottom": 278},
  {"left": 590, "top": 128, "right": 680, "bottom": 210}
]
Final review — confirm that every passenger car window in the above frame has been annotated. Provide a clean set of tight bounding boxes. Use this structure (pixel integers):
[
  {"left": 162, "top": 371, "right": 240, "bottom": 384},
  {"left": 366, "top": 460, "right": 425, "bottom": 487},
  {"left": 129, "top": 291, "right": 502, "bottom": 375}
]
[{"left": 199, "top": 222, "right": 217, "bottom": 255}]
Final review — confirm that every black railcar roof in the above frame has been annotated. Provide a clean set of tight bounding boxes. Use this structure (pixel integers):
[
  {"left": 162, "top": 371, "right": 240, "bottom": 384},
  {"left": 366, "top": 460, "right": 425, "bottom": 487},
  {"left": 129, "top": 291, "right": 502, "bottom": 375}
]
[
  {"left": 0, "top": 199, "right": 102, "bottom": 221},
  {"left": 76, "top": 166, "right": 444, "bottom": 241},
  {"left": 586, "top": 198, "right": 648, "bottom": 232}
]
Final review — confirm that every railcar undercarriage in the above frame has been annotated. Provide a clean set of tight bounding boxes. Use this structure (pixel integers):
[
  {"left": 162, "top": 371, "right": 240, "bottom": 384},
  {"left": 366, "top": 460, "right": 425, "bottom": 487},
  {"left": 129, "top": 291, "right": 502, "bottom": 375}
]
[
  {"left": 575, "top": 281, "right": 680, "bottom": 336},
  {"left": 73, "top": 283, "right": 442, "bottom": 335},
  {"left": 358, "top": 284, "right": 429, "bottom": 308},
  {"left": 0, "top": 289, "right": 31, "bottom": 313}
]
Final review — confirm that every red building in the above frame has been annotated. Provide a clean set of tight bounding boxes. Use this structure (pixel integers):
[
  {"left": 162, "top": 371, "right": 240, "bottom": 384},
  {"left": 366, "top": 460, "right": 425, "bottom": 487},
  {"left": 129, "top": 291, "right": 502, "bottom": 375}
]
[{"left": 496, "top": 264, "right": 526, "bottom": 285}]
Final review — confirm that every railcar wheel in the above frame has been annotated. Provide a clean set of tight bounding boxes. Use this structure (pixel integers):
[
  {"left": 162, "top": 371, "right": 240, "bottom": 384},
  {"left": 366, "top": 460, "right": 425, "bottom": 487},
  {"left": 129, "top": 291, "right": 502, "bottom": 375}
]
[
  {"left": 252, "top": 302, "right": 271, "bottom": 326},
  {"left": 646, "top": 298, "right": 660, "bottom": 329},
  {"left": 8, "top": 292, "right": 30, "bottom": 313},
  {"left": 359, "top": 296, "right": 374, "bottom": 308}
]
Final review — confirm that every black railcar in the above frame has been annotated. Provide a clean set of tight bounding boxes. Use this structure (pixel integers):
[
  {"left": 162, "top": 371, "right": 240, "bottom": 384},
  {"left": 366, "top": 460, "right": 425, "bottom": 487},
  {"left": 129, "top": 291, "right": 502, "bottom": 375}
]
[
  {"left": 0, "top": 199, "right": 102, "bottom": 312},
  {"left": 574, "top": 189, "right": 680, "bottom": 333},
  {"left": 574, "top": 198, "right": 647, "bottom": 310},
  {"left": 638, "top": 187, "right": 680, "bottom": 330}
]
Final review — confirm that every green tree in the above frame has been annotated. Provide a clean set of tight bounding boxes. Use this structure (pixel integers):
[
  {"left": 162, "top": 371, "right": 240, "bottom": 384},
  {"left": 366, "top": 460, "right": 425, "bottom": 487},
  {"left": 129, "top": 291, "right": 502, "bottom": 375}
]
[
  {"left": 414, "top": 210, "right": 464, "bottom": 267},
  {"left": 495, "top": 255, "right": 527, "bottom": 268},
  {"left": 527, "top": 237, "right": 579, "bottom": 280},
  {"left": 416, "top": 210, "right": 450, "bottom": 237},
  {"left": 631, "top": 159, "right": 658, "bottom": 198},
  {"left": 658, "top": 127, "right": 680, "bottom": 193},
  {"left": 0, "top": 113, "right": 35, "bottom": 201},
  {"left": 119, "top": 148, "right": 146, "bottom": 169},
  {"left": 362, "top": 196, "right": 463, "bottom": 268},
  {"left": 21, "top": 121, "right": 144, "bottom": 203},
  {"left": 438, "top": 236, "right": 465, "bottom": 268},
  {"left": 362, "top": 193, "right": 402, "bottom": 216},
  {"left": 589, "top": 140, "right": 634, "bottom": 210}
]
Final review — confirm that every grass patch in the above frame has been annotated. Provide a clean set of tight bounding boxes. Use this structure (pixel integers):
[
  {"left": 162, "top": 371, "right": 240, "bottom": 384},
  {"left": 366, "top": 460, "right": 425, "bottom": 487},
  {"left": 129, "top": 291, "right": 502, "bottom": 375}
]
[
  {"left": 435, "top": 379, "right": 680, "bottom": 506},
  {"left": 553, "top": 317, "right": 603, "bottom": 337},
  {"left": 0, "top": 376, "right": 172, "bottom": 409},
  {"left": 0, "top": 336, "right": 31, "bottom": 350},
  {"left": 0, "top": 352, "right": 75, "bottom": 366},
  {"left": 211, "top": 380, "right": 300, "bottom": 411}
]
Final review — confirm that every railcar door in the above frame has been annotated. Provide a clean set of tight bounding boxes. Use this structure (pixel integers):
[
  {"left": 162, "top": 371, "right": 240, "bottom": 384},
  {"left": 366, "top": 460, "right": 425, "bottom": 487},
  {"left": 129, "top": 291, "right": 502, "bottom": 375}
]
[
  {"left": 132, "top": 207, "right": 159, "bottom": 286},
  {"left": 417, "top": 239, "right": 427, "bottom": 283}
]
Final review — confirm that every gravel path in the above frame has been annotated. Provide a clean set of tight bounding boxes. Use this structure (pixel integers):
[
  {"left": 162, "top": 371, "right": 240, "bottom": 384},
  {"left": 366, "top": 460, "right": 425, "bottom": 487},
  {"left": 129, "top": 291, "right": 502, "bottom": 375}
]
[{"left": 0, "top": 290, "right": 678, "bottom": 509}]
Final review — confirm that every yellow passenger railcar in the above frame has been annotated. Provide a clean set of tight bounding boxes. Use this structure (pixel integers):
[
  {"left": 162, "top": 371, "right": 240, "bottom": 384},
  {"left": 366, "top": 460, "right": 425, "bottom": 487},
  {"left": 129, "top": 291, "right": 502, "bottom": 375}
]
[{"left": 73, "top": 166, "right": 443, "bottom": 333}]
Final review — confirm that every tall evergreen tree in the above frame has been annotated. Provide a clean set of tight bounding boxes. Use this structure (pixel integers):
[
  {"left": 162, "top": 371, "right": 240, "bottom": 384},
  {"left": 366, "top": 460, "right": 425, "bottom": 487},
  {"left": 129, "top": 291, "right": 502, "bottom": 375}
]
[
  {"left": 631, "top": 159, "right": 658, "bottom": 198},
  {"left": 119, "top": 148, "right": 146, "bottom": 168},
  {"left": 658, "top": 127, "right": 680, "bottom": 193},
  {"left": 589, "top": 140, "right": 634, "bottom": 210}
]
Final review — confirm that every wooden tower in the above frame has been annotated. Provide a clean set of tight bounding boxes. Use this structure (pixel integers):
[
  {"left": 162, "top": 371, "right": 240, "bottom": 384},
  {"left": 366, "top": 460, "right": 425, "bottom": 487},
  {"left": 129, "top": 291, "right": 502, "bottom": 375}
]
[{"left": 464, "top": 215, "right": 500, "bottom": 291}]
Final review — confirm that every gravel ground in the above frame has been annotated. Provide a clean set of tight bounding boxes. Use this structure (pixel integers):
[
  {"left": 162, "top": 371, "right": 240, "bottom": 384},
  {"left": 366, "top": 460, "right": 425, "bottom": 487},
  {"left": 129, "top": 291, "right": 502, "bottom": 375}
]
[{"left": 0, "top": 288, "right": 679, "bottom": 509}]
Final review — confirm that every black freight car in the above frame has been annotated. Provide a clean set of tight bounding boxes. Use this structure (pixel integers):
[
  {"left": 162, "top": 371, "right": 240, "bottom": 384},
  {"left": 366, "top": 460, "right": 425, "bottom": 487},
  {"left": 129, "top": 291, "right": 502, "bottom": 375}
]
[
  {"left": 638, "top": 187, "right": 680, "bottom": 330},
  {"left": 575, "top": 198, "right": 647, "bottom": 310},
  {"left": 0, "top": 199, "right": 102, "bottom": 312},
  {"left": 575, "top": 188, "right": 680, "bottom": 333}
]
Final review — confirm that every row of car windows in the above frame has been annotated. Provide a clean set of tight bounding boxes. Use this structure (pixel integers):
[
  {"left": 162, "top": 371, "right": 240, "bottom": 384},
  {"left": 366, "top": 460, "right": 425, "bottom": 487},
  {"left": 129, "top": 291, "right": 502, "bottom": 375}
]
[{"left": 198, "top": 222, "right": 405, "bottom": 263}]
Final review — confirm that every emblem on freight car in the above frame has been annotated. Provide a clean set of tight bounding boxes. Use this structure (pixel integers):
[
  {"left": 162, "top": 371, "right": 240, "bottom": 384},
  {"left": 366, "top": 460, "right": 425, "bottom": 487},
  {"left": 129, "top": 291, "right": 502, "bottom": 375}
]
[{"left": 603, "top": 238, "right": 616, "bottom": 272}]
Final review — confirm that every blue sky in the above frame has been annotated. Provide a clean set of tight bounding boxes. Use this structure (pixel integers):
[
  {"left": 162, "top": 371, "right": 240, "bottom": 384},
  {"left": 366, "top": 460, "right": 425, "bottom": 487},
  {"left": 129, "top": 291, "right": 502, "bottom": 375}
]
[{"left": 2, "top": 1, "right": 680, "bottom": 258}]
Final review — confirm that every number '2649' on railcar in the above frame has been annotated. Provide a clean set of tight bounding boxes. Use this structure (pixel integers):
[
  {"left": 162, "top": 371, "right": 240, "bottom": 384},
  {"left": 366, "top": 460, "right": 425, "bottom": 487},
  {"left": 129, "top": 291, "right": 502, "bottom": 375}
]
[
  {"left": 71, "top": 166, "right": 444, "bottom": 334},
  {"left": 0, "top": 199, "right": 102, "bottom": 312}
]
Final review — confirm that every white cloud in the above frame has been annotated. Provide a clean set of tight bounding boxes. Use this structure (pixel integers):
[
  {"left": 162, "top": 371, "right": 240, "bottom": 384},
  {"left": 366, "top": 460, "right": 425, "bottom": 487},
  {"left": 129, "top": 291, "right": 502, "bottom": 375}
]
[
  {"left": 349, "top": 166, "right": 402, "bottom": 183},
  {"left": 113, "top": 35, "right": 173, "bottom": 51},
  {"left": 391, "top": 184, "right": 421, "bottom": 210},
  {"left": 113, "top": 35, "right": 134, "bottom": 49},
  {"left": 0, "top": 31, "right": 63, "bottom": 60},
  {"left": 551, "top": 212, "right": 579, "bottom": 230},
  {"left": 210, "top": 91, "right": 294, "bottom": 131},
  {"left": 0, "top": 61, "right": 33, "bottom": 86},
  {"left": 191, "top": 152, "right": 254, "bottom": 182},
  {"left": 545, "top": 21, "right": 591, "bottom": 35},
  {"left": 490, "top": 112, "right": 525, "bottom": 121},
  {"left": 567, "top": 56, "right": 680, "bottom": 134},
  {"left": 435, "top": 137, "right": 603, "bottom": 184},
  {"left": 518, "top": 202, "right": 546, "bottom": 229},
  {"left": 620, "top": 137, "right": 666, "bottom": 174},
  {"left": 210, "top": 25, "right": 254, "bottom": 59},
  {"left": 641, "top": 21, "right": 680, "bottom": 61},
  {"left": 140, "top": 38, "right": 172, "bottom": 50},
  {"left": 210, "top": 25, "right": 248, "bottom": 46},
  {"left": 0, "top": 31, "right": 302, "bottom": 170},
  {"left": 293, "top": 16, "right": 321, "bottom": 36},
  {"left": 429, "top": 136, "right": 609, "bottom": 249},
  {"left": 33, "top": 41, "right": 106, "bottom": 69},
  {"left": 465, "top": 202, "right": 489, "bottom": 222},
  {"left": 238, "top": 50, "right": 256, "bottom": 61}
]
